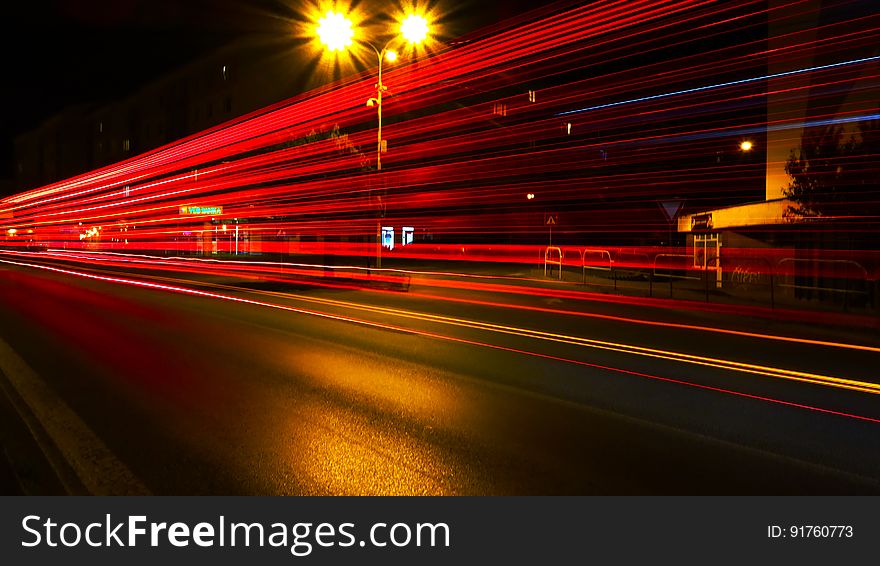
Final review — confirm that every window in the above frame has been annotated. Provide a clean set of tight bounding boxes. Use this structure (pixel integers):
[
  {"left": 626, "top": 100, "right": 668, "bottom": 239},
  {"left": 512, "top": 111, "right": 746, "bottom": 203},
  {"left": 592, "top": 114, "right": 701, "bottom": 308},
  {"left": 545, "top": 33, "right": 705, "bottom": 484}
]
[
  {"left": 528, "top": 90, "right": 536, "bottom": 103},
  {"left": 123, "top": 139, "right": 130, "bottom": 152},
  {"left": 492, "top": 102, "right": 507, "bottom": 117}
]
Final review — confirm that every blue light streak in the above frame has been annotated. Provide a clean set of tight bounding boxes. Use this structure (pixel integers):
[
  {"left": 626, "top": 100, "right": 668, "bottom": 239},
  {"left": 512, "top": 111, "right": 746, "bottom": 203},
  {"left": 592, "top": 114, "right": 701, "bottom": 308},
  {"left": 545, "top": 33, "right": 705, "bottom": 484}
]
[
  {"left": 557, "top": 55, "right": 880, "bottom": 117},
  {"left": 618, "top": 113, "right": 880, "bottom": 149}
]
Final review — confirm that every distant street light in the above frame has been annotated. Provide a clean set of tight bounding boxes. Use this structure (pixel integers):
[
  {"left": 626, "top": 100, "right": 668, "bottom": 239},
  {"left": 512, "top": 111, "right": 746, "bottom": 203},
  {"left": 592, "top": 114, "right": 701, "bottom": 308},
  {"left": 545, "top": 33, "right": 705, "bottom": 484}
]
[{"left": 740, "top": 140, "right": 753, "bottom": 152}]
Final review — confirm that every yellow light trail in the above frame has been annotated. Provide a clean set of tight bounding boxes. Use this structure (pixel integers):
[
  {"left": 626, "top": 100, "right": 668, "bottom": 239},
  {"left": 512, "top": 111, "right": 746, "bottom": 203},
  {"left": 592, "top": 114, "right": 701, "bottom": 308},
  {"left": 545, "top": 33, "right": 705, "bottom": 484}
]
[
  {"left": 255, "top": 290, "right": 880, "bottom": 396},
  {"left": 59, "top": 262, "right": 878, "bottom": 397}
]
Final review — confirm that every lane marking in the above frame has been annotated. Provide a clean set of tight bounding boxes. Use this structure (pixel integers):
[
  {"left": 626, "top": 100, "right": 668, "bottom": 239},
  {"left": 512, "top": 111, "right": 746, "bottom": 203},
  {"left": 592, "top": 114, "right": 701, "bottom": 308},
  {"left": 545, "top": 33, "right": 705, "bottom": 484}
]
[
  {"left": 3, "top": 257, "right": 879, "bottom": 400},
  {"left": 0, "top": 337, "right": 151, "bottom": 495}
]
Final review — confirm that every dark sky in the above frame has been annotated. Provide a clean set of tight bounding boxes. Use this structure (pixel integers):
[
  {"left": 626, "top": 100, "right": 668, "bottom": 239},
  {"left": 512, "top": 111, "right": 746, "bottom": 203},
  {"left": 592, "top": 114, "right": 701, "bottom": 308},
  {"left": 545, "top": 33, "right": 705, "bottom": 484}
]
[{"left": 0, "top": 0, "right": 550, "bottom": 181}]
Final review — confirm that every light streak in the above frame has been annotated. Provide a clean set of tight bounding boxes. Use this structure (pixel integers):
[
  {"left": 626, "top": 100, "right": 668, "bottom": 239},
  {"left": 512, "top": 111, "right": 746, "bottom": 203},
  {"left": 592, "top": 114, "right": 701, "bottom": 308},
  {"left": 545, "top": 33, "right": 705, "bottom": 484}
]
[
  {"left": 3, "top": 245, "right": 878, "bottom": 336},
  {"left": 26, "top": 248, "right": 878, "bottom": 356},
  {"left": 42, "top": 248, "right": 873, "bottom": 354},
  {"left": 0, "top": 0, "right": 877, "bottom": 433},
  {"left": 209, "top": 286, "right": 880, "bottom": 395},
  {"left": 558, "top": 54, "right": 880, "bottom": 116},
  {"left": 4, "top": 257, "right": 879, "bottom": 405}
]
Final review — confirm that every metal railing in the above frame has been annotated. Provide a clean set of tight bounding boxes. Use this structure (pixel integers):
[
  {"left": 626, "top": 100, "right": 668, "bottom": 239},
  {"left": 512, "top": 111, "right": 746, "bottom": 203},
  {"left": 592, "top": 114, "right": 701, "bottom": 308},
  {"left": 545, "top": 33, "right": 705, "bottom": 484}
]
[
  {"left": 612, "top": 251, "right": 650, "bottom": 289},
  {"left": 776, "top": 258, "right": 870, "bottom": 311},
  {"left": 650, "top": 254, "right": 698, "bottom": 298},
  {"left": 582, "top": 248, "right": 613, "bottom": 285},
  {"left": 543, "top": 246, "right": 563, "bottom": 279},
  {"left": 537, "top": 246, "right": 874, "bottom": 313}
]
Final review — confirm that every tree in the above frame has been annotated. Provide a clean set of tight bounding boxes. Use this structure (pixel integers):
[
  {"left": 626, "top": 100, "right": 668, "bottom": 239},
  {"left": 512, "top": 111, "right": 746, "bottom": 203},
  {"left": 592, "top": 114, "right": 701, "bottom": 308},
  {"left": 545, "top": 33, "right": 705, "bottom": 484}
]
[{"left": 784, "top": 119, "right": 880, "bottom": 220}]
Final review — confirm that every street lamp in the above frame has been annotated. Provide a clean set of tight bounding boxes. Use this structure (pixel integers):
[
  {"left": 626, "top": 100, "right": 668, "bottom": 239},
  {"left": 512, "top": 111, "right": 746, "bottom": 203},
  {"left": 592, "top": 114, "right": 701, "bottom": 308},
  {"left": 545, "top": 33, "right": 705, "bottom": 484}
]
[
  {"left": 316, "top": 10, "right": 430, "bottom": 171},
  {"left": 316, "top": 10, "right": 431, "bottom": 267},
  {"left": 315, "top": 11, "right": 354, "bottom": 52}
]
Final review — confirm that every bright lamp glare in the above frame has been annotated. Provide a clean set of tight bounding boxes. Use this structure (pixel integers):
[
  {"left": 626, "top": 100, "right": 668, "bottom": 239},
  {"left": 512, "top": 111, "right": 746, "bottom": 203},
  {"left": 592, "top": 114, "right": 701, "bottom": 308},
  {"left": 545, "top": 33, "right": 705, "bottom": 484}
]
[
  {"left": 317, "top": 11, "right": 354, "bottom": 52},
  {"left": 740, "top": 140, "right": 753, "bottom": 151},
  {"left": 400, "top": 14, "right": 429, "bottom": 44},
  {"left": 385, "top": 50, "right": 398, "bottom": 62}
]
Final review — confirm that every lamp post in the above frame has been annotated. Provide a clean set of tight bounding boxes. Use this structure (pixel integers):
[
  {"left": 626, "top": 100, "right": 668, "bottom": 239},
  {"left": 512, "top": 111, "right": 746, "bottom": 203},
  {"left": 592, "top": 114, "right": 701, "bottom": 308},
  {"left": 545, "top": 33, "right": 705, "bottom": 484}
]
[
  {"left": 317, "top": 11, "right": 429, "bottom": 171},
  {"left": 316, "top": 11, "right": 430, "bottom": 268},
  {"left": 366, "top": 44, "right": 395, "bottom": 172},
  {"left": 364, "top": 42, "right": 398, "bottom": 268}
]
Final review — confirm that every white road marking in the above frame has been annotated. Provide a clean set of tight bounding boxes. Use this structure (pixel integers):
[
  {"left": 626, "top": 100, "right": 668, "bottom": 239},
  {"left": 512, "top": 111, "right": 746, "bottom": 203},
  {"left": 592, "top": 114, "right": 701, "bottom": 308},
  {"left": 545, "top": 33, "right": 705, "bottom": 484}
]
[{"left": 0, "top": 338, "right": 151, "bottom": 495}]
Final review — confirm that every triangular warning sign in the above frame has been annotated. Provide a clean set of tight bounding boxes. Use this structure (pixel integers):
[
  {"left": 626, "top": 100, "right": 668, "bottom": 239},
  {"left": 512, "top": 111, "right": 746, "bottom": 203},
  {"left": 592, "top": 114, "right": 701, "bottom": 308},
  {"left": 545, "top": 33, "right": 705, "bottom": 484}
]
[
  {"left": 659, "top": 200, "right": 683, "bottom": 221},
  {"left": 545, "top": 213, "right": 558, "bottom": 225}
]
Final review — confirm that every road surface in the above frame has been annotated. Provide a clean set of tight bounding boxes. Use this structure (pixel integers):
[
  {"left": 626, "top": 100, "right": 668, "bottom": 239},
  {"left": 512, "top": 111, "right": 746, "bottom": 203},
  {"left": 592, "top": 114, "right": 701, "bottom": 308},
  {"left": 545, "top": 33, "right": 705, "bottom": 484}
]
[{"left": 1, "top": 256, "right": 879, "bottom": 494}]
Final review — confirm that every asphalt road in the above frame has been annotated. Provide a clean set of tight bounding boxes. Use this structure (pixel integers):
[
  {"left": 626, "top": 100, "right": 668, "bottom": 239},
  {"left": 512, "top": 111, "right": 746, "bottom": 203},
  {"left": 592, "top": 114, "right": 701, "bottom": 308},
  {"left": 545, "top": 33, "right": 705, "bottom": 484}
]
[{"left": 1, "top": 257, "right": 879, "bottom": 494}]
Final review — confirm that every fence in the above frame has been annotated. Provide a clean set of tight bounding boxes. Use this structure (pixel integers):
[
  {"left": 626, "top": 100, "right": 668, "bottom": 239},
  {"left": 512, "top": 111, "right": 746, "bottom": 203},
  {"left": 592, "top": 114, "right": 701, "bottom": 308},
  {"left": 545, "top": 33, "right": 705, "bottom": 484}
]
[
  {"left": 543, "top": 246, "right": 562, "bottom": 279},
  {"left": 776, "top": 258, "right": 870, "bottom": 311},
  {"left": 650, "top": 254, "right": 699, "bottom": 298},
  {"left": 582, "top": 248, "right": 613, "bottom": 285},
  {"left": 538, "top": 247, "right": 874, "bottom": 313}
]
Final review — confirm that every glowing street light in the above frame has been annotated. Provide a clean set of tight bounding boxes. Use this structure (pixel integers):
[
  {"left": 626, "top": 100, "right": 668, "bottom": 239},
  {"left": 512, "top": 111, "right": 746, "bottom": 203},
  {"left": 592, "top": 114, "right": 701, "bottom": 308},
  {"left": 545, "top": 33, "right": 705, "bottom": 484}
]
[
  {"left": 315, "top": 11, "right": 431, "bottom": 172},
  {"left": 316, "top": 11, "right": 354, "bottom": 52},
  {"left": 400, "top": 14, "right": 430, "bottom": 44},
  {"left": 740, "top": 140, "right": 753, "bottom": 152}
]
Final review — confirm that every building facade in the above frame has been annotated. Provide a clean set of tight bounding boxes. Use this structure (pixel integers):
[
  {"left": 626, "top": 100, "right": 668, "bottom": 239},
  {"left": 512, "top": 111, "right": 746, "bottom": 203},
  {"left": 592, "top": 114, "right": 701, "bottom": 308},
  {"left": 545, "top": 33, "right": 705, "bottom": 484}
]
[{"left": 14, "top": 39, "right": 310, "bottom": 191}]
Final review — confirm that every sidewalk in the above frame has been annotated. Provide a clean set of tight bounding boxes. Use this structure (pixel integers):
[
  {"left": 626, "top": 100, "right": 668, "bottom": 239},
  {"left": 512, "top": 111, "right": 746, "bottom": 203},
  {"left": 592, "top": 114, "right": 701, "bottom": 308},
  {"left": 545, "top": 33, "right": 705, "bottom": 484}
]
[{"left": 367, "top": 257, "right": 879, "bottom": 330}]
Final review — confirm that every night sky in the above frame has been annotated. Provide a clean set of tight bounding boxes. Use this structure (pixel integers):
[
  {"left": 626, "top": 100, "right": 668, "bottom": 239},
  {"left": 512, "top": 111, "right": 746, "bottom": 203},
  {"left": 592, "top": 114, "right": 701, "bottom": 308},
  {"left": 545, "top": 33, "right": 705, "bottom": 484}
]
[{"left": 0, "top": 0, "right": 550, "bottom": 186}]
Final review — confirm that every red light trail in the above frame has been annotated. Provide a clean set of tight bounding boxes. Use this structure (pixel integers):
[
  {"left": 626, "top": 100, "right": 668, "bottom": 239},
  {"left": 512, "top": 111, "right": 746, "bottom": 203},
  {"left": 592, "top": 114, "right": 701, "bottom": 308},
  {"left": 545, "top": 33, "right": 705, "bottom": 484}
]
[
  {"left": 3, "top": 256, "right": 878, "bottom": 426},
  {"left": 0, "top": 0, "right": 878, "bottom": 418}
]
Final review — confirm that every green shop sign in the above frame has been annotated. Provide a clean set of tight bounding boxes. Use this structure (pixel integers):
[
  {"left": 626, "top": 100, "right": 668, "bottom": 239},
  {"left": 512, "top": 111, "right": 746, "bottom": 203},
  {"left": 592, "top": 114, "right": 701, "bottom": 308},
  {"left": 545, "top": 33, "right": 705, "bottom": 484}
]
[{"left": 179, "top": 206, "right": 223, "bottom": 216}]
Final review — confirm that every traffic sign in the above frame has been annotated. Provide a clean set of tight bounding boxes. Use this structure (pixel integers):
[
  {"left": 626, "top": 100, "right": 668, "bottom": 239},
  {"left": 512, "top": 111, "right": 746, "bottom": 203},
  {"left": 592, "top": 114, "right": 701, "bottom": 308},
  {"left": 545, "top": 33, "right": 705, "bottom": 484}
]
[
  {"left": 658, "top": 200, "right": 683, "bottom": 222},
  {"left": 544, "top": 213, "right": 558, "bottom": 226}
]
